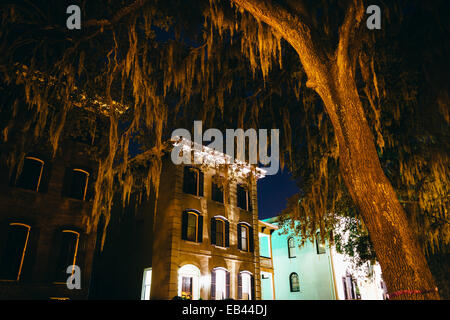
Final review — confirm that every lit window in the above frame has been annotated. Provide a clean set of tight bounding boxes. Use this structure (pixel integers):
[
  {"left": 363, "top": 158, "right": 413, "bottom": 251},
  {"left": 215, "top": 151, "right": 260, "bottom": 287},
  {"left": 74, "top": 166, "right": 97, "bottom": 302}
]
[
  {"left": 182, "top": 210, "right": 203, "bottom": 243},
  {"left": 178, "top": 264, "right": 201, "bottom": 300},
  {"left": 215, "top": 219, "right": 224, "bottom": 247},
  {"left": 290, "top": 273, "right": 300, "bottom": 292},
  {"left": 183, "top": 166, "right": 203, "bottom": 197},
  {"left": 241, "top": 225, "right": 248, "bottom": 251},
  {"left": 212, "top": 268, "right": 229, "bottom": 300},
  {"left": 238, "top": 272, "right": 253, "bottom": 300},
  {"left": 16, "top": 157, "right": 44, "bottom": 192},
  {"left": 0, "top": 223, "right": 30, "bottom": 281},
  {"left": 288, "top": 237, "right": 296, "bottom": 258},
  {"left": 55, "top": 230, "right": 79, "bottom": 283},
  {"left": 187, "top": 212, "right": 198, "bottom": 242},
  {"left": 141, "top": 268, "right": 152, "bottom": 300}
]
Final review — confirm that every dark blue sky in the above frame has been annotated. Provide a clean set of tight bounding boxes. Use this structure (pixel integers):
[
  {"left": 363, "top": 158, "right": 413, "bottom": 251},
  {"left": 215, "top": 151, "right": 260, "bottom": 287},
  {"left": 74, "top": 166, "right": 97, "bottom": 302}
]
[{"left": 257, "top": 169, "right": 299, "bottom": 220}]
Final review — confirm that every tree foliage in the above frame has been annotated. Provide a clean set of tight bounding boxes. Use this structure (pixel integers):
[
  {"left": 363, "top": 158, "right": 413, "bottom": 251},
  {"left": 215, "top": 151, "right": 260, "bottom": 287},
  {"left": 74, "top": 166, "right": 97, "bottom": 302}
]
[{"left": 0, "top": 0, "right": 448, "bottom": 257}]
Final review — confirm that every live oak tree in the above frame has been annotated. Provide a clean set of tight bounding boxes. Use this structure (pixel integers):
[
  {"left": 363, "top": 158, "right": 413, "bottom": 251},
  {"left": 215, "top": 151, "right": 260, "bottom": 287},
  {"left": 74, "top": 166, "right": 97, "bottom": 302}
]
[{"left": 0, "top": 0, "right": 447, "bottom": 299}]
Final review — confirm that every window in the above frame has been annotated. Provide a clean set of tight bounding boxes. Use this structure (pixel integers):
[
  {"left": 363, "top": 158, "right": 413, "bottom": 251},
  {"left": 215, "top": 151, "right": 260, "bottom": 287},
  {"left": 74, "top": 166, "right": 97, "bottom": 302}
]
[
  {"left": 316, "top": 232, "right": 326, "bottom": 254},
  {"left": 237, "top": 223, "right": 253, "bottom": 252},
  {"left": 63, "top": 168, "right": 90, "bottom": 201},
  {"left": 55, "top": 230, "right": 80, "bottom": 283},
  {"left": 259, "top": 235, "right": 271, "bottom": 258},
  {"left": 216, "top": 219, "right": 224, "bottom": 247},
  {"left": 236, "top": 184, "right": 252, "bottom": 211},
  {"left": 288, "top": 237, "right": 296, "bottom": 258},
  {"left": 16, "top": 157, "right": 44, "bottom": 192},
  {"left": 342, "top": 274, "right": 358, "bottom": 300},
  {"left": 141, "top": 268, "right": 152, "bottom": 300},
  {"left": 0, "top": 223, "right": 30, "bottom": 281},
  {"left": 211, "top": 181, "right": 224, "bottom": 203},
  {"left": 181, "top": 210, "right": 203, "bottom": 243},
  {"left": 241, "top": 225, "right": 248, "bottom": 251},
  {"left": 183, "top": 166, "right": 203, "bottom": 197},
  {"left": 211, "top": 268, "right": 230, "bottom": 300},
  {"left": 290, "top": 273, "right": 300, "bottom": 292},
  {"left": 238, "top": 272, "right": 254, "bottom": 300},
  {"left": 178, "top": 264, "right": 201, "bottom": 300},
  {"left": 211, "top": 217, "right": 229, "bottom": 248}
]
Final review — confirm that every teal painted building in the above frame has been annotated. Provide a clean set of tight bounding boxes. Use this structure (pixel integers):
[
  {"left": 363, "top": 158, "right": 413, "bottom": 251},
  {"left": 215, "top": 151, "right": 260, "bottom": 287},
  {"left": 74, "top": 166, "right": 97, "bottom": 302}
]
[{"left": 264, "top": 217, "right": 337, "bottom": 300}]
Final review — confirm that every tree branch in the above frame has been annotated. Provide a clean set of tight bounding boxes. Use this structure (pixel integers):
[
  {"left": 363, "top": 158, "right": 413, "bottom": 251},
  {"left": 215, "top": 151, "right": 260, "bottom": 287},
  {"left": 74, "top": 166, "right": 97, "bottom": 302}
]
[{"left": 230, "top": 0, "right": 330, "bottom": 93}]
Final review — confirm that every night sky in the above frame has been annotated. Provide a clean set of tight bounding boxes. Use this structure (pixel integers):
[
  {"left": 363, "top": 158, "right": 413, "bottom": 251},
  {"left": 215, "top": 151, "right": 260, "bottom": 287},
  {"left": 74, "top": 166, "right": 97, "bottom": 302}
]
[{"left": 257, "top": 169, "right": 299, "bottom": 220}]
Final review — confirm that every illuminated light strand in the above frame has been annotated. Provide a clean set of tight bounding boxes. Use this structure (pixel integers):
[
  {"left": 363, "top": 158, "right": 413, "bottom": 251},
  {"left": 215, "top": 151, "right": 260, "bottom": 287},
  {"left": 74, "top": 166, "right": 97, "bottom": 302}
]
[{"left": 387, "top": 287, "right": 438, "bottom": 299}]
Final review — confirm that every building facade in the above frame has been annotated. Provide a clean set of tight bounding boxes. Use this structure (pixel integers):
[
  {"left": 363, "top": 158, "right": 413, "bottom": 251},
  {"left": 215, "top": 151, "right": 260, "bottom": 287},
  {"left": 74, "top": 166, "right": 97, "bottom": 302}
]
[
  {"left": 90, "top": 139, "right": 266, "bottom": 300},
  {"left": 265, "top": 217, "right": 337, "bottom": 300},
  {"left": 0, "top": 108, "right": 106, "bottom": 300},
  {"left": 258, "top": 220, "right": 277, "bottom": 300}
]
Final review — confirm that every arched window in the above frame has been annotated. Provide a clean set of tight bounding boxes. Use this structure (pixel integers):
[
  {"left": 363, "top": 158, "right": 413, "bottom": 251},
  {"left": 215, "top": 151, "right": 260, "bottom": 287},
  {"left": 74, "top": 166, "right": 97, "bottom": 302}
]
[
  {"left": 211, "top": 267, "right": 230, "bottom": 300},
  {"left": 211, "top": 216, "right": 229, "bottom": 248},
  {"left": 290, "top": 273, "right": 300, "bottom": 292},
  {"left": 288, "top": 237, "right": 296, "bottom": 258},
  {"left": 238, "top": 271, "right": 254, "bottom": 300},
  {"left": 178, "top": 264, "right": 201, "bottom": 300},
  {"left": 16, "top": 157, "right": 44, "bottom": 192},
  {"left": 55, "top": 230, "right": 80, "bottom": 283},
  {"left": 0, "top": 223, "right": 31, "bottom": 281},
  {"left": 181, "top": 210, "right": 203, "bottom": 243},
  {"left": 316, "top": 232, "right": 326, "bottom": 254},
  {"left": 237, "top": 223, "right": 253, "bottom": 252},
  {"left": 63, "top": 168, "right": 90, "bottom": 201}
]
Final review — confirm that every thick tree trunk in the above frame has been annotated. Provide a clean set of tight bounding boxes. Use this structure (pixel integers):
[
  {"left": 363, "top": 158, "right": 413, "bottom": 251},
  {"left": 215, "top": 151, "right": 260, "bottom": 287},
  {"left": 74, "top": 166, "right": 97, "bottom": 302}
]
[{"left": 233, "top": 0, "right": 440, "bottom": 299}]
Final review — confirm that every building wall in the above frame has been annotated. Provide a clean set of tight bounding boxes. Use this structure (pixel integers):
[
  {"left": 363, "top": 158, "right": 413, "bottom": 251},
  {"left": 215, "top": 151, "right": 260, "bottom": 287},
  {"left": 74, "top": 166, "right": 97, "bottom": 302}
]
[
  {"left": 265, "top": 219, "right": 336, "bottom": 300},
  {"left": 151, "top": 159, "right": 262, "bottom": 300},
  {"left": 0, "top": 139, "right": 101, "bottom": 300},
  {"left": 258, "top": 221, "right": 276, "bottom": 300},
  {"left": 91, "top": 154, "right": 263, "bottom": 300}
]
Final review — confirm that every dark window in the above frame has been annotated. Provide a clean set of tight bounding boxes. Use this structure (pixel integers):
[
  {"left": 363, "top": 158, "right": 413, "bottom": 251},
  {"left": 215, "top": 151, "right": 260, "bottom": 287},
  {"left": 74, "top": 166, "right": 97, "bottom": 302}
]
[
  {"left": 0, "top": 223, "right": 30, "bottom": 281},
  {"left": 63, "top": 168, "right": 90, "bottom": 201},
  {"left": 181, "top": 211, "right": 203, "bottom": 243},
  {"left": 211, "top": 181, "right": 224, "bottom": 203},
  {"left": 215, "top": 219, "right": 224, "bottom": 247},
  {"left": 16, "top": 157, "right": 44, "bottom": 191},
  {"left": 290, "top": 273, "right": 300, "bottom": 292},
  {"left": 288, "top": 237, "right": 296, "bottom": 258},
  {"left": 237, "top": 185, "right": 252, "bottom": 211},
  {"left": 183, "top": 166, "right": 203, "bottom": 197},
  {"left": 55, "top": 231, "right": 79, "bottom": 282},
  {"left": 316, "top": 232, "right": 326, "bottom": 254}
]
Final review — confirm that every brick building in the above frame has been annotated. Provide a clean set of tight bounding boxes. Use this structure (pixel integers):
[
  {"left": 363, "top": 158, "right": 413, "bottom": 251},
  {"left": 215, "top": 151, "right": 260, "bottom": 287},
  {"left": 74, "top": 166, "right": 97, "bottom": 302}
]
[
  {"left": 0, "top": 108, "right": 106, "bottom": 299},
  {"left": 90, "top": 139, "right": 266, "bottom": 300}
]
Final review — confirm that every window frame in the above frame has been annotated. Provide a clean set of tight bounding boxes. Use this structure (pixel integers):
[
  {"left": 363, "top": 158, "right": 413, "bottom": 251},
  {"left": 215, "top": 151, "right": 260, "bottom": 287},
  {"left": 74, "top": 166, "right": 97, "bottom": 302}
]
[
  {"left": 289, "top": 272, "right": 300, "bottom": 292},
  {"left": 215, "top": 218, "right": 225, "bottom": 247},
  {"left": 240, "top": 224, "right": 249, "bottom": 252},
  {"left": 0, "top": 223, "right": 31, "bottom": 281},
  {"left": 288, "top": 237, "right": 296, "bottom": 258},
  {"left": 17, "top": 156, "right": 45, "bottom": 192},
  {"left": 186, "top": 211, "right": 199, "bottom": 242},
  {"left": 71, "top": 168, "right": 90, "bottom": 201},
  {"left": 53, "top": 229, "right": 80, "bottom": 284}
]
